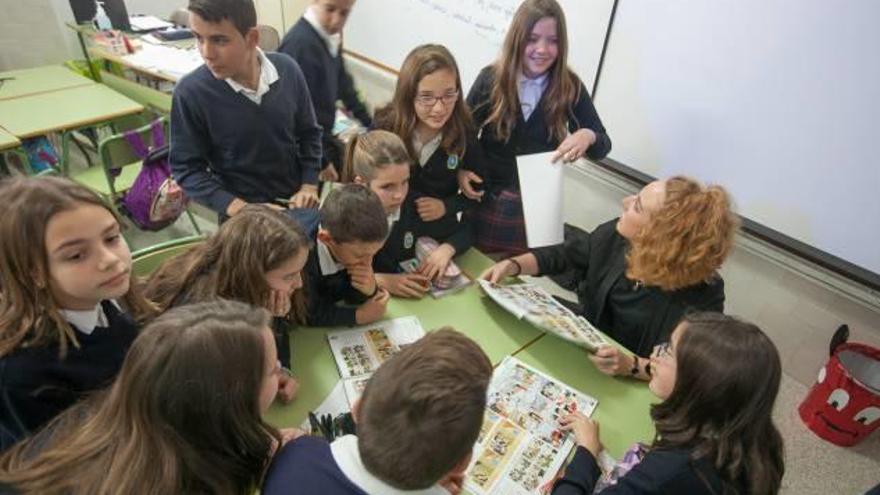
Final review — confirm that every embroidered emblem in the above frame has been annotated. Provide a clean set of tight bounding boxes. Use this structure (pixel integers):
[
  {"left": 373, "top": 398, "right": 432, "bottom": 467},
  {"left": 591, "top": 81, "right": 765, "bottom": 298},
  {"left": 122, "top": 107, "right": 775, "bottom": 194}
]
[
  {"left": 446, "top": 154, "right": 460, "bottom": 170},
  {"left": 404, "top": 231, "right": 414, "bottom": 249}
]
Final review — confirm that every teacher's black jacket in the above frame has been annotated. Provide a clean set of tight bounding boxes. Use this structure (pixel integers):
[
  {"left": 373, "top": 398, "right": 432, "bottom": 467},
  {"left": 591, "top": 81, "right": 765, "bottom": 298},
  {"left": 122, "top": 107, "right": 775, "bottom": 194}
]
[{"left": 532, "top": 220, "right": 725, "bottom": 356}]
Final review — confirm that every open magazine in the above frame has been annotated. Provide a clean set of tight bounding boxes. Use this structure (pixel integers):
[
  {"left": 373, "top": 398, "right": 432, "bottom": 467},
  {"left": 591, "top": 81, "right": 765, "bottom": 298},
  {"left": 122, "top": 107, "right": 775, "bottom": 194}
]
[
  {"left": 327, "top": 316, "right": 426, "bottom": 407},
  {"left": 478, "top": 280, "right": 607, "bottom": 352},
  {"left": 465, "top": 357, "right": 599, "bottom": 495},
  {"left": 399, "top": 236, "right": 472, "bottom": 298}
]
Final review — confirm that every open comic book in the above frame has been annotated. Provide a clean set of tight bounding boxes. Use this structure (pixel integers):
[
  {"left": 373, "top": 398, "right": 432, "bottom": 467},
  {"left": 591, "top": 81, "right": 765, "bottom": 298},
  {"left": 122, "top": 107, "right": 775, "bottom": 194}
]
[
  {"left": 478, "top": 280, "right": 607, "bottom": 352},
  {"left": 465, "top": 357, "right": 599, "bottom": 495},
  {"left": 327, "top": 316, "right": 426, "bottom": 407}
]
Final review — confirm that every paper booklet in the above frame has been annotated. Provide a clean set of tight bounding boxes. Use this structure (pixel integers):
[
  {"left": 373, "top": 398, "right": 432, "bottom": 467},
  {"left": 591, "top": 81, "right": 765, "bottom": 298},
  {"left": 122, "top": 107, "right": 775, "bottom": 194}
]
[
  {"left": 478, "top": 280, "right": 608, "bottom": 353},
  {"left": 464, "top": 357, "right": 599, "bottom": 495},
  {"left": 327, "top": 316, "right": 426, "bottom": 407}
]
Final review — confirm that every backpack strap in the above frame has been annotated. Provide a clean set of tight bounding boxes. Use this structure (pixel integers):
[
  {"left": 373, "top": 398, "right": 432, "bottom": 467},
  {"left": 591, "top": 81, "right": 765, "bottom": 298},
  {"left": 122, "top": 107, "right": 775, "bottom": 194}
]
[
  {"left": 122, "top": 118, "right": 166, "bottom": 159},
  {"left": 150, "top": 119, "right": 165, "bottom": 149}
]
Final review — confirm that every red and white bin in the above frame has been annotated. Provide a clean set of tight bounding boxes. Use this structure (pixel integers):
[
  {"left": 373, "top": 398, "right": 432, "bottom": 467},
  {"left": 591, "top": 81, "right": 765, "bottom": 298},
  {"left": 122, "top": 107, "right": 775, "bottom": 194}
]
[{"left": 799, "top": 325, "right": 880, "bottom": 447}]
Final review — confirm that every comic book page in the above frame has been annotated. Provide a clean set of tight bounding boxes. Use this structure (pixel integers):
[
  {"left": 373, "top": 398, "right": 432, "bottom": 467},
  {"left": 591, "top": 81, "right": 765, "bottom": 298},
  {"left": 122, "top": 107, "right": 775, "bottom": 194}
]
[
  {"left": 465, "top": 357, "right": 598, "bottom": 495},
  {"left": 479, "top": 281, "right": 608, "bottom": 352},
  {"left": 327, "top": 316, "right": 425, "bottom": 379}
]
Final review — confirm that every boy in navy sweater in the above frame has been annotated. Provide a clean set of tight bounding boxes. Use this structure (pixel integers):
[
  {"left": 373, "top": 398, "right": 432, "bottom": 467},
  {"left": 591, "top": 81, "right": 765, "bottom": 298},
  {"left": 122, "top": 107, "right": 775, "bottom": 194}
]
[
  {"left": 304, "top": 184, "right": 390, "bottom": 326},
  {"left": 262, "top": 328, "right": 493, "bottom": 495},
  {"left": 170, "top": 0, "right": 323, "bottom": 221},
  {"left": 279, "top": 0, "right": 372, "bottom": 182}
]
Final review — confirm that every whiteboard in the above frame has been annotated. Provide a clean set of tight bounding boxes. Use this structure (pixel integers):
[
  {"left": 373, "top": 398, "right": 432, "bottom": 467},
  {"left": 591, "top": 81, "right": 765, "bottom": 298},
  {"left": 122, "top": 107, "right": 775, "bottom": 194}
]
[
  {"left": 345, "top": 0, "right": 614, "bottom": 92},
  {"left": 595, "top": 0, "right": 880, "bottom": 277}
]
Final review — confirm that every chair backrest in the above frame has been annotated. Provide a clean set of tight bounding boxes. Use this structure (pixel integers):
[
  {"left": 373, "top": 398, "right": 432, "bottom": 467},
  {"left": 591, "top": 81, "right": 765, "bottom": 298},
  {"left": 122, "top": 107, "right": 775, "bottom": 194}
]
[
  {"left": 131, "top": 235, "right": 205, "bottom": 277},
  {"left": 170, "top": 8, "right": 190, "bottom": 27},
  {"left": 257, "top": 24, "right": 280, "bottom": 52},
  {"left": 100, "top": 71, "right": 172, "bottom": 114},
  {"left": 98, "top": 117, "right": 169, "bottom": 195}
]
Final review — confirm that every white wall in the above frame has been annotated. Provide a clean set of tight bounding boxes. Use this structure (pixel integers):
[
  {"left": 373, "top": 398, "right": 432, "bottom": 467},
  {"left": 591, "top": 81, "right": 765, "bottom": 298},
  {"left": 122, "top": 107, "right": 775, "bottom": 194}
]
[{"left": 0, "top": 0, "right": 80, "bottom": 70}]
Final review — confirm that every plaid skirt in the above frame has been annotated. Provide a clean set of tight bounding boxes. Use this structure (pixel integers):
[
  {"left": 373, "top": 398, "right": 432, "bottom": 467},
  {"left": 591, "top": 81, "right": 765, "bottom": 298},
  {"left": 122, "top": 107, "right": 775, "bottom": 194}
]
[{"left": 472, "top": 188, "right": 529, "bottom": 256}]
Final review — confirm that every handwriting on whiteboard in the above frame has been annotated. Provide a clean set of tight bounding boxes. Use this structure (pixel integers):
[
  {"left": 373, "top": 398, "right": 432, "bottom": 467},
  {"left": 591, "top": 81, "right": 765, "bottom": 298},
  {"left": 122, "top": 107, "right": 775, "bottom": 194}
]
[{"left": 417, "top": 0, "right": 519, "bottom": 45}]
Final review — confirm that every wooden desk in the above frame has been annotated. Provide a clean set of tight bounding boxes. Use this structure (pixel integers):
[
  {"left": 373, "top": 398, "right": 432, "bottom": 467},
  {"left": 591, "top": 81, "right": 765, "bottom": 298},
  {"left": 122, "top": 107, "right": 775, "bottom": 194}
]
[{"left": 0, "top": 65, "right": 94, "bottom": 101}]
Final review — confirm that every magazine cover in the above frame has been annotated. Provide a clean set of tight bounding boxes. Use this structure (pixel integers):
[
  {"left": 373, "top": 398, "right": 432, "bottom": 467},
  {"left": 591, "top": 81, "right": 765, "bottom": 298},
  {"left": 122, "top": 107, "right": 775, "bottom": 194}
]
[
  {"left": 478, "top": 280, "right": 608, "bottom": 352},
  {"left": 465, "top": 357, "right": 599, "bottom": 495},
  {"left": 399, "top": 257, "right": 471, "bottom": 298},
  {"left": 327, "top": 316, "right": 426, "bottom": 407}
]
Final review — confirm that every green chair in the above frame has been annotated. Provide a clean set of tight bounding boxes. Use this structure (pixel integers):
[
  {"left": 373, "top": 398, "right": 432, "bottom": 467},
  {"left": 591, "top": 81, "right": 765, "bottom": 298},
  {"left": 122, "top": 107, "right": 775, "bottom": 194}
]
[
  {"left": 99, "top": 71, "right": 172, "bottom": 115},
  {"left": 69, "top": 116, "right": 202, "bottom": 235},
  {"left": 131, "top": 235, "right": 205, "bottom": 277}
]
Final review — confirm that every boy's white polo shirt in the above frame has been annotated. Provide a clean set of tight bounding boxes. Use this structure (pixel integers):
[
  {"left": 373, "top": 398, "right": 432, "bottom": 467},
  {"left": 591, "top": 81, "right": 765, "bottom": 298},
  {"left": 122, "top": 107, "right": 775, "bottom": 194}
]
[
  {"left": 330, "top": 435, "right": 450, "bottom": 495},
  {"left": 225, "top": 48, "right": 278, "bottom": 105},
  {"left": 316, "top": 237, "right": 345, "bottom": 276}
]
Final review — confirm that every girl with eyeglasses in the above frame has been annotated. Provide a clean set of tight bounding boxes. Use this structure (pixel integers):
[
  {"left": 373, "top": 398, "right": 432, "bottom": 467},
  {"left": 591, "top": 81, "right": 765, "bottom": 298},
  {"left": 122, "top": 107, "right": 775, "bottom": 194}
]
[
  {"left": 553, "top": 313, "right": 785, "bottom": 494},
  {"left": 466, "top": 0, "right": 611, "bottom": 256},
  {"left": 373, "top": 44, "right": 487, "bottom": 283}
]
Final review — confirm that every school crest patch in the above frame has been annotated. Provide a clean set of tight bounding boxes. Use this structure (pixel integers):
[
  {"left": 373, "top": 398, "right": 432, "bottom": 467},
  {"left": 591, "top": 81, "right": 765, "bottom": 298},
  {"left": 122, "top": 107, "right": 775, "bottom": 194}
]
[
  {"left": 447, "top": 154, "right": 460, "bottom": 170},
  {"left": 404, "top": 231, "right": 414, "bottom": 249}
]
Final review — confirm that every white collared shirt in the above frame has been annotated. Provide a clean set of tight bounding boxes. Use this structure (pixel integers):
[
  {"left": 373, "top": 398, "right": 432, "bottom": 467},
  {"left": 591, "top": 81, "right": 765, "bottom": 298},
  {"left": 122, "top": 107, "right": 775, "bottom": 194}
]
[
  {"left": 304, "top": 5, "right": 342, "bottom": 57},
  {"left": 316, "top": 237, "right": 346, "bottom": 276},
  {"left": 412, "top": 132, "right": 442, "bottom": 167},
  {"left": 330, "top": 435, "right": 450, "bottom": 495},
  {"left": 517, "top": 72, "right": 549, "bottom": 121},
  {"left": 59, "top": 300, "right": 121, "bottom": 335},
  {"left": 387, "top": 207, "right": 401, "bottom": 229},
  {"left": 225, "top": 48, "right": 279, "bottom": 105}
]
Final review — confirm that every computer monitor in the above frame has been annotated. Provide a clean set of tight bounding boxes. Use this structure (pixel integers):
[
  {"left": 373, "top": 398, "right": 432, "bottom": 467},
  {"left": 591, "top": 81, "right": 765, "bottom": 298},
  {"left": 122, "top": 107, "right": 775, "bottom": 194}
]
[{"left": 68, "top": 0, "right": 131, "bottom": 31}]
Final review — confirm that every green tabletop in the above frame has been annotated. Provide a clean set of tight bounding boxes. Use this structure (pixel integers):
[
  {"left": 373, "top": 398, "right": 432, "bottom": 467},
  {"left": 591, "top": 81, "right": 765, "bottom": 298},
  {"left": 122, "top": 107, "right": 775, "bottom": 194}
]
[
  {"left": 0, "top": 65, "right": 94, "bottom": 101},
  {"left": 0, "top": 127, "right": 21, "bottom": 151},
  {"left": 263, "top": 249, "right": 544, "bottom": 429},
  {"left": 514, "top": 335, "right": 658, "bottom": 458},
  {"left": 0, "top": 84, "right": 144, "bottom": 139}
]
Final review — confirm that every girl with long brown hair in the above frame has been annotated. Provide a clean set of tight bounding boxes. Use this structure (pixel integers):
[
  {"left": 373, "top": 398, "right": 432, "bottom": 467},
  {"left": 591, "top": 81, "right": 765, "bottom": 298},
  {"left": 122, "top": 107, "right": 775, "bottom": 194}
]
[
  {"left": 0, "top": 300, "right": 297, "bottom": 495},
  {"left": 554, "top": 313, "right": 785, "bottom": 494},
  {"left": 145, "top": 204, "right": 311, "bottom": 402},
  {"left": 0, "top": 176, "right": 155, "bottom": 450},
  {"left": 467, "top": 0, "right": 611, "bottom": 255},
  {"left": 373, "top": 44, "right": 486, "bottom": 281},
  {"left": 482, "top": 176, "right": 739, "bottom": 379}
]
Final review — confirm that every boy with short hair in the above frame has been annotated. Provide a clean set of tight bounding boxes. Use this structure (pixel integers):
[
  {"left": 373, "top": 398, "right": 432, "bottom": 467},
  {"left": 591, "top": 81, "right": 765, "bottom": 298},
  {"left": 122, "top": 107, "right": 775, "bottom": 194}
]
[
  {"left": 279, "top": 0, "right": 372, "bottom": 182},
  {"left": 262, "top": 328, "right": 493, "bottom": 494},
  {"left": 306, "top": 184, "right": 390, "bottom": 326},
  {"left": 171, "top": 0, "right": 323, "bottom": 221}
]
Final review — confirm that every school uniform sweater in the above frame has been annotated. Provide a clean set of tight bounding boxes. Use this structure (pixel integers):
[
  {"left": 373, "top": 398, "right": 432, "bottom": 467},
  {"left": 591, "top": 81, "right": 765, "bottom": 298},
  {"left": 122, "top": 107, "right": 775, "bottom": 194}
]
[
  {"left": 553, "top": 446, "right": 733, "bottom": 495},
  {"left": 304, "top": 242, "right": 370, "bottom": 327},
  {"left": 279, "top": 18, "right": 372, "bottom": 169},
  {"left": 532, "top": 220, "right": 725, "bottom": 356},
  {"left": 0, "top": 301, "right": 138, "bottom": 450},
  {"left": 170, "top": 52, "right": 323, "bottom": 215},
  {"left": 466, "top": 65, "right": 611, "bottom": 193},
  {"left": 263, "top": 435, "right": 449, "bottom": 495}
]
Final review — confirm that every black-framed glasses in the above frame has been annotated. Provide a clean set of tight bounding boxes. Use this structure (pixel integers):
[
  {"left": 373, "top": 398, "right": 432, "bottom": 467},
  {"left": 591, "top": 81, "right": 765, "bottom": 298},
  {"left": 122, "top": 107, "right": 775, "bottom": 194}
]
[{"left": 414, "top": 90, "right": 459, "bottom": 107}]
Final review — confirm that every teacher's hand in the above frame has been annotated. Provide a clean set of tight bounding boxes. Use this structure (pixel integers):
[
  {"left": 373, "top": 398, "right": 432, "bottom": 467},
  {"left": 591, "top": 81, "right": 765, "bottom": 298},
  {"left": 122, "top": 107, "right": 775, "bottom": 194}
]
[
  {"left": 479, "top": 259, "right": 519, "bottom": 283},
  {"left": 551, "top": 128, "right": 597, "bottom": 163},
  {"left": 588, "top": 345, "right": 632, "bottom": 376}
]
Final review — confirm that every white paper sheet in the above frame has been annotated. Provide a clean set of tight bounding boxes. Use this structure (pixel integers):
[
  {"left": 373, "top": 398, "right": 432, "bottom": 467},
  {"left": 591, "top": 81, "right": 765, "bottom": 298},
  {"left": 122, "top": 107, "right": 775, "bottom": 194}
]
[{"left": 516, "top": 152, "right": 564, "bottom": 248}]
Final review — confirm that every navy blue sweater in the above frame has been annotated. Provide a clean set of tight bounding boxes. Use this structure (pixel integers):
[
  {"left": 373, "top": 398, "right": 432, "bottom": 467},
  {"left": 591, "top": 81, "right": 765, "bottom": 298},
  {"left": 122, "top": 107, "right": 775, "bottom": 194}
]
[
  {"left": 553, "top": 446, "right": 732, "bottom": 494},
  {"left": 170, "top": 52, "right": 323, "bottom": 214},
  {"left": 263, "top": 436, "right": 367, "bottom": 495},
  {"left": 279, "top": 18, "right": 372, "bottom": 169},
  {"left": 0, "top": 301, "right": 138, "bottom": 450},
  {"left": 467, "top": 65, "right": 611, "bottom": 193}
]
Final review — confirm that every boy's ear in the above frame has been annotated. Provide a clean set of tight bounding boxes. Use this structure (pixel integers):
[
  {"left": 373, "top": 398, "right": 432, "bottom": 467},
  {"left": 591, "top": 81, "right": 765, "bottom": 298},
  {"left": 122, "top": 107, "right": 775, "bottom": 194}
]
[
  {"left": 317, "top": 229, "right": 333, "bottom": 245},
  {"left": 245, "top": 26, "right": 259, "bottom": 49},
  {"left": 448, "top": 451, "right": 472, "bottom": 476},
  {"left": 353, "top": 175, "right": 365, "bottom": 186},
  {"left": 350, "top": 398, "right": 361, "bottom": 425}
]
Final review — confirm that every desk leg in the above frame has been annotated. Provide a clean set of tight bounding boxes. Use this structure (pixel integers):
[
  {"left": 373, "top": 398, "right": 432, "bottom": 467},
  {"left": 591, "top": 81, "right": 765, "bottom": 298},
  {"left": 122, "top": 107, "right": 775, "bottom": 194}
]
[{"left": 75, "top": 30, "right": 100, "bottom": 81}]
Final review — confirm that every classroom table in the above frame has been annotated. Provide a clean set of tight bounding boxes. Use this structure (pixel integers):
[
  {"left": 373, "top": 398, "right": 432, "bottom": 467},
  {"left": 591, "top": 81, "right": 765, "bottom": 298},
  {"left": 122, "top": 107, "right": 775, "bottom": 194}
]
[
  {"left": 0, "top": 84, "right": 144, "bottom": 172},
  {"left": 0, "top": 128, "right": 21, "bottom": 151},
  {"left": 263, "top": 249, "right": 658, "bottom": 464},
  {"left": 263, "top": 249, "right": 545, "bottom": 429},
  {"left": 0, "top": 65, "right": 94, "bottom": 101}
]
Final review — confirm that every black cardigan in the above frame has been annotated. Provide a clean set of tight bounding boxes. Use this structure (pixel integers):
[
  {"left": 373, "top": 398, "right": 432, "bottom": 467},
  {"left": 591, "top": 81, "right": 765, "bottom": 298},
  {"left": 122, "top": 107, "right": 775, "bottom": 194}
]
[
  {"left": 553, "top": 446, "right": 731, "bottom": 494},
  {"left": 303, "top": 245, "right": 369, "bottom": 327},
  {"left": 279, "top": 18, "right": 372, "bottom": 169},
  {"left": 0, "top": 301, "right": 138, "bottom": 450},
  {"left": 532, "top": 220, "right": 725, "bottom": 356},
  {"left": 466, "top": 65, "right": 611, "bottom": 193}
]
